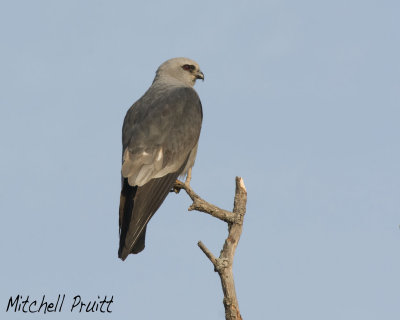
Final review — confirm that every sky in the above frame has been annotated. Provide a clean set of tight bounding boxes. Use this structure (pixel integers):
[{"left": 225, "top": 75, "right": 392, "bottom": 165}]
[{"left": 0, "top": 0, "right": 399, "bottom": 319}]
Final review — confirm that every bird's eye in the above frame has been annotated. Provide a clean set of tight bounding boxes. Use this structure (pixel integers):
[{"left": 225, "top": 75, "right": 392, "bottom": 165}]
[{"left": 182, "top": 64, "right": 195, "bottom": 71}]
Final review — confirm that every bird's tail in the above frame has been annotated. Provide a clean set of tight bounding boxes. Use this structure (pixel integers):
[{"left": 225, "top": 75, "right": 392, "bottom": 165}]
[{"left": 118, "top": 179, "right": 141, "bottom": 260}]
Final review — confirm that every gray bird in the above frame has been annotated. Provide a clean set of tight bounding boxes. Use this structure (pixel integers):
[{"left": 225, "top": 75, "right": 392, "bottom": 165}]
[{"left": 118, "top": 57, "right": 204, "bottom": 260}]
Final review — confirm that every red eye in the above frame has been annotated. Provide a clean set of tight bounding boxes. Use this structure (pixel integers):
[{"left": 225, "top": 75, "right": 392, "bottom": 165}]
[{"left": 182, "top": 64, "right": 195, "bottom": 71}]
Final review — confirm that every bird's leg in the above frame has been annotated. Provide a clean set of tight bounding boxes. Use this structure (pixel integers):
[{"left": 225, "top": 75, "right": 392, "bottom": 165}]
[
  {"left": 185, "top": 168, "right": 192, "bottom": 187},
  {"left": 171, "top": 168, "right": 192, "bottom": 193}
]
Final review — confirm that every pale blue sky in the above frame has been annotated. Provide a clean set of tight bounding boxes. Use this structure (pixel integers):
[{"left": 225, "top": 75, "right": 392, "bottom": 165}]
[{"left": 1, "top": 1, "right": 399, "bottom": 319}]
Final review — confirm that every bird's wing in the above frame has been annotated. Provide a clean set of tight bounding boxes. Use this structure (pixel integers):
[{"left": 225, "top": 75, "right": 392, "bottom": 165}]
[
  {"left": 118, "top": 168, "right": 183, "bottom": 259},
  {"left": 121, "top": 86, "right": 202, "bottom": 186},
  {"left": 118, "top": 86, "right": 202, "bottom": 259}
]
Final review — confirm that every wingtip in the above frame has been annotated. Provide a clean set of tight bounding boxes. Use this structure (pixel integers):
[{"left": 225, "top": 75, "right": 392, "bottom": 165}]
[
  {"left": 118, "top": 247, "right": 144, "bottom": 261},
  {"left": 118, "top": 248, "right": 128, "bottom": 261}
]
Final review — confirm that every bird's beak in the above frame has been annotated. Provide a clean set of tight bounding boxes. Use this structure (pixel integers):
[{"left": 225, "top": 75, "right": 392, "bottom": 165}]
[{"left": 196, "top": 70, "right": 204, "bottom": 81}]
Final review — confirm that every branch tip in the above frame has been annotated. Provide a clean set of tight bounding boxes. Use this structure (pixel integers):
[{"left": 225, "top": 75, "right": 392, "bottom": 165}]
[
  {"left": 197, "top": 241, "right": 217, "bottom": 265},
  {"left": 237, "top": 177, "right": 246, "bottom": 192}
]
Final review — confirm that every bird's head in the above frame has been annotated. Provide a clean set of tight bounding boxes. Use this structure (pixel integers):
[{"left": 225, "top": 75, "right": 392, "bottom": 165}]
[{"left": 155, "top": 57, "right": 204, "bottom": 87}]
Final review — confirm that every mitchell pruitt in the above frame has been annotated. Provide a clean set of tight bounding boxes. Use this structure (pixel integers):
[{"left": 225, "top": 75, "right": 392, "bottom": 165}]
[{"left": 6, "top": 294, "right": 113, "bottom": 313}]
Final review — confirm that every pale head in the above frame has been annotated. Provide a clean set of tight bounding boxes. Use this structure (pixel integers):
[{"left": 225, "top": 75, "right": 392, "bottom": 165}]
[{"left": 154, "top": 57, "right": 204, "bottom": 87}]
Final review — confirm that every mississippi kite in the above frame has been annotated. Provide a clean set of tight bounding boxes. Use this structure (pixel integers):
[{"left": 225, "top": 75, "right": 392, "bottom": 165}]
[{"left": 118, "top": 57, "right": 204, "bottom": 260}]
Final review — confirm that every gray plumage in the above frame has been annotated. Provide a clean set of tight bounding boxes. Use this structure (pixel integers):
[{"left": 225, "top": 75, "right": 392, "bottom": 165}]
[{"left": 118, "top": 57, "right": 204, "bottom": 260}]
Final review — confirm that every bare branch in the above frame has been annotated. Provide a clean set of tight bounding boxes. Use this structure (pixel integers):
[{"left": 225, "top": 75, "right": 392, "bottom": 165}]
[
  {"left": 197, "top": 241, "right": 217, "bottom": 265},
  {"left": 174, "top": 180, "right": 236, "bottom": 223},
  {"left": 175, "top": 177, "right": 247, "bottom": 320}
]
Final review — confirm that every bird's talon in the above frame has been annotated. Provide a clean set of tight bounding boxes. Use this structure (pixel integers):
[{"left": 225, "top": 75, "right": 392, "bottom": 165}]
[
  {"left": 171, "top": 180, "right": 182, "bottom": 193},
  {"left": 172, "top": 186, "right": 181, "bottom": 194}
]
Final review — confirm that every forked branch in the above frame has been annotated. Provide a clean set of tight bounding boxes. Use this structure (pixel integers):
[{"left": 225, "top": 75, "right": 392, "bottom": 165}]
[{"left": 174, "top": 177, "right": 247, "bottom": 320}]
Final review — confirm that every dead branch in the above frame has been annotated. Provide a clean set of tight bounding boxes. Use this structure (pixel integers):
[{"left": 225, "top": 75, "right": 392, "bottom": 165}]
[{"left": 174, "top": 177, "right": 247, "bottom": 320}]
